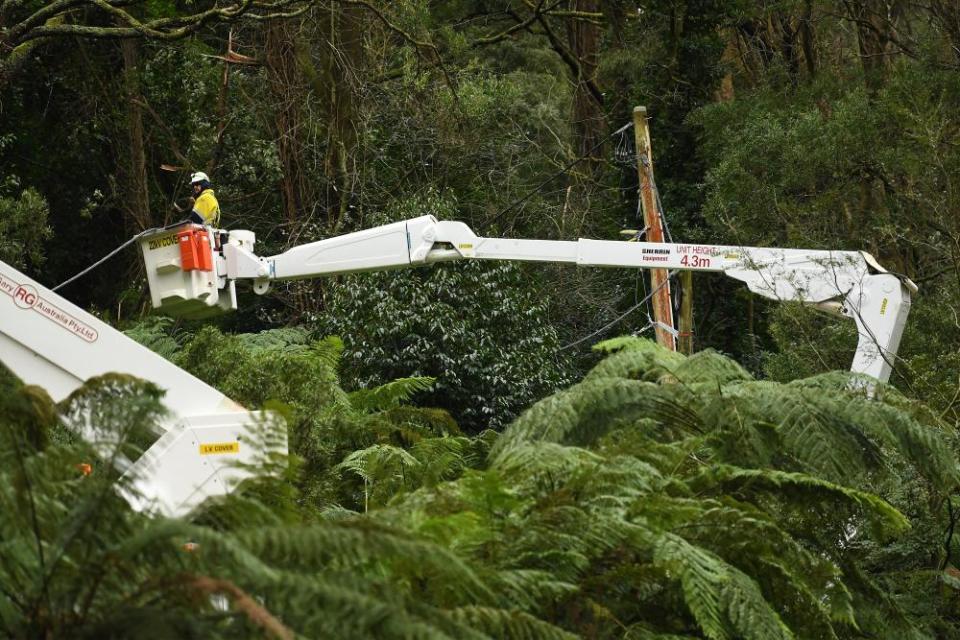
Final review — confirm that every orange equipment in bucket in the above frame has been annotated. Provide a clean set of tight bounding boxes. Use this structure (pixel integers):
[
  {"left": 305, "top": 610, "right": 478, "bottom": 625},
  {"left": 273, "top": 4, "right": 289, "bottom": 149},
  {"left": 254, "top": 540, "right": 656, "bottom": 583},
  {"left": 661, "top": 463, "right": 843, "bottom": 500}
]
[{"left": 177, "top": 228, "right": 213, "bottom": 272}]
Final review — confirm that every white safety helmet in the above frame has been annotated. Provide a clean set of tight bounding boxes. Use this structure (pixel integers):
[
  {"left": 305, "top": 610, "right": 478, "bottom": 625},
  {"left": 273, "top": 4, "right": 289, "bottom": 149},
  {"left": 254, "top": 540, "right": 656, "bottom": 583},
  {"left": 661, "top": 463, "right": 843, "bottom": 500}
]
[{"left": 190, "top": 171, "right": 210, "bottom": 184}]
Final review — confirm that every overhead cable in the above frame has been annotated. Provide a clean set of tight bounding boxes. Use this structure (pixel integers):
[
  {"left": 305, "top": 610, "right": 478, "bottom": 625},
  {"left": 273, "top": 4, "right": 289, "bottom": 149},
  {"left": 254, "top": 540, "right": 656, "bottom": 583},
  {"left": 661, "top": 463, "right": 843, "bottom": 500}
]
[
  {"left": 52, "top": 220, "right": 189, "bottom": 292},
  {"left": 559, "top": 270, "right": 678, "bottom": 352},
  {"left": 478, "top": 121, "right": 634, "bottom": 234}
]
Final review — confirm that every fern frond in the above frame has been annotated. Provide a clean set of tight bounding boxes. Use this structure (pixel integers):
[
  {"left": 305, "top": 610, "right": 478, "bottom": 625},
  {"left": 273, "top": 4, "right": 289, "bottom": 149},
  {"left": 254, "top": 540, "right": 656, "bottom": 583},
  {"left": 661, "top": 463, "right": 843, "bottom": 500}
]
[
  {"left": 234, "top": 326, "right": 313, "bottom": 353},
  {"left": 671, "top": 349, "right": 753, "bottom": 386},
  {"left": 349, "top": 376, "right": 436, "bottom": 413},
  {"left": 410, "top": 436, "right": 476, "bottom": 485},
  {"left": 447, "top": 606, "right": 578, "bottom": 640},
  {"left": 623, "top": 625, "right": 700, "bottom": 639},
  {"left": 654, "top": 533, "right": 793, "bottom": 640},
  {"left": 124, "top": 316, "right": 183, "bottom": 360},
  {"left": 586, "top": 339, "right": 685, "bottom": 382},
  {"left": 837, "top": 558, "right": 929, "bottom": 640},
  {"left": 712, "top": 383, "right": 883, "bottom": 482},
  {"left": 492, "top": 442, "right": 601, "bottom": 478},
  {"left": 483, "top": 569, "right": 578, "bottom": 611},
  {"left": 693, "top": 465, "right": 910, "bottom": 537},
  {"left": 491, "top": 378, "right": 703, "bottom": 463},
  {"left": 715, "top": 381, "right": 959, "bottom": 489},
  {"left": 592, "top": 336, "right": 681, "bottom": 359},
  {"left": 234, "top": 519, "right": 496, "bottom": 603},
  {"left": 832, "top": 395, "right": 959, "bottom": 490}
]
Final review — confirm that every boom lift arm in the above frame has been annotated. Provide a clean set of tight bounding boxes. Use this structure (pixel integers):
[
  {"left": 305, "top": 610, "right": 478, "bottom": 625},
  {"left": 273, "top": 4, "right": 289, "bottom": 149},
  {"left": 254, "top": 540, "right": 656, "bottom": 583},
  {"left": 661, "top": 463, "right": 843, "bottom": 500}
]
[
  {"left": 143, "top": 215, "right": 916, "bottom": 383},
  {"left": 0, "top": 214, "right": 916, "bottom": 517},
  {"left": 0, "top": 259, "right": 279, "bottom": 517}
]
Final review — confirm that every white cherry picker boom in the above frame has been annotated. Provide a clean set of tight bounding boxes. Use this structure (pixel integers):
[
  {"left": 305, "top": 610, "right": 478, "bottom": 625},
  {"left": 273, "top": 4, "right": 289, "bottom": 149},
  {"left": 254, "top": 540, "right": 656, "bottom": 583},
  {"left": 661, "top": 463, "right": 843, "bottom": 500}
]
[
  {"left": 0, "top": 215, "right": 916, "bottom": 517},
  {"left": 143, "top": 215, "right": 914, "bottom": 382}
]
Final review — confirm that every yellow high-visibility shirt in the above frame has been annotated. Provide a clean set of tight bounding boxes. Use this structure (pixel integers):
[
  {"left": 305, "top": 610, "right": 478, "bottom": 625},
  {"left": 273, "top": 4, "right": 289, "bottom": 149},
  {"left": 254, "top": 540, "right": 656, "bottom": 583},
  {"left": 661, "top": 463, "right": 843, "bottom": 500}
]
[{"left": 192, "top": 189, "right": 221, "bottom": 226}]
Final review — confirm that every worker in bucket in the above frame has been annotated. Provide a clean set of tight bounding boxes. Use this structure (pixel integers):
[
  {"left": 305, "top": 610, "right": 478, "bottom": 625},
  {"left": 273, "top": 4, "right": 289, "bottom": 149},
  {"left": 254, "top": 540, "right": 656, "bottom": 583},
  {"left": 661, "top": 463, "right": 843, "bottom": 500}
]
[{"left": 187, "top": 171, "right": 221, "bottom": 226}]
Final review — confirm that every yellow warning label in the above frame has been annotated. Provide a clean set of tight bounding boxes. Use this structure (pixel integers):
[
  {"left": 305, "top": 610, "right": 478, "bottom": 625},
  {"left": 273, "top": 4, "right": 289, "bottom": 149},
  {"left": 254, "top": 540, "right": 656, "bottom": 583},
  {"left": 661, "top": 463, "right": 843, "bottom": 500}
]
[
  {"left": 199, "top": 442, "right": 240, "bottom": 455},
  {"left": 147, "top": 234, "right": 178, "bottom": 251},
  {"left": 458, "top": 243, "right": 474, "bottom": 249},
  {"left": 880, "top": 297, "right": 888, "bottom": 316}
]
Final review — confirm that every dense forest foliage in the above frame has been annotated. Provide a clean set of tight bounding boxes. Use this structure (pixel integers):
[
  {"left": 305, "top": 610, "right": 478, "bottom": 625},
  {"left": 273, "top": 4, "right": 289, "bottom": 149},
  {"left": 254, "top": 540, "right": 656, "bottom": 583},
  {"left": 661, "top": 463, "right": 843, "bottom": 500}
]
[{"left": 3, "top": 0, "right": 960, "bottom": 637}]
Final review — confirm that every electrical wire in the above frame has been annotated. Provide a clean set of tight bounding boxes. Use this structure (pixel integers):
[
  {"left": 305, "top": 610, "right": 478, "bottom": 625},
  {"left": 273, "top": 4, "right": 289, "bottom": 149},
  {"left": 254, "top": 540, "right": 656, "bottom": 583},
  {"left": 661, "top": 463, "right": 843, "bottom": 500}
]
[
  {"left": 478, "top": 121, "right": 634, "bottom": 234},
  {"left": 51, "top": 219, "right": 190, "bottom": 292},
  {"left": 556, "top": 124, "right": 682, "bottom": 353},
  {"left": 650, "top": 167, "right": 674, "bottom": 244},
  {"left": 560, "top": 270, "right": 678, "bottom": 352}
]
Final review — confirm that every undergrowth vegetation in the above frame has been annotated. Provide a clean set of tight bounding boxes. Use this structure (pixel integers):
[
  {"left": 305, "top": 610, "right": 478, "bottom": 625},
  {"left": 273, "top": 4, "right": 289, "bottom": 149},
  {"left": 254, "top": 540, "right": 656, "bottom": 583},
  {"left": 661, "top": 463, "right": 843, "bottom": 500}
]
[{"left": 3, "top": 330, "right": 958, "bottom": 638}]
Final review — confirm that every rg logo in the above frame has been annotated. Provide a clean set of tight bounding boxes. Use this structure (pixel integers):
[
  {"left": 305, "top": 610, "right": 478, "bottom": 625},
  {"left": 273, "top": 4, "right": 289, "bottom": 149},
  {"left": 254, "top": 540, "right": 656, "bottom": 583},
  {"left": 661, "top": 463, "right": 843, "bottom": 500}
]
[{"left": 13, "top": 285, "right": 38, "bottom": 309}]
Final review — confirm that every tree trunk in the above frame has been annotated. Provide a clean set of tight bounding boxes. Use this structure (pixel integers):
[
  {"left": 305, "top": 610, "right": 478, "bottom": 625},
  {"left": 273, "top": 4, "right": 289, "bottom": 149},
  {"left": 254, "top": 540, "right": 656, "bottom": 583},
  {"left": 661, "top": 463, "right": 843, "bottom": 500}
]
[
  {"left": 928, "top": 1, "right": 960, "bottom": 65},
  {"left": 566, "top": 0, "right": 604, "bottom": 161},
  {"left": 264, "top": 18, "right": 310, "bottom": 228},
  {"left": 799, "top": 0, "right": 817, "bottom": 77},
  {"left": 318, "top": 3, "right": 363, "bottom": 232},
  {"left": 843, "top": 0, "right": 892, "bottom": 94},
  {"left": 120, "top": 38, "right": 151, "bottom": 232}
]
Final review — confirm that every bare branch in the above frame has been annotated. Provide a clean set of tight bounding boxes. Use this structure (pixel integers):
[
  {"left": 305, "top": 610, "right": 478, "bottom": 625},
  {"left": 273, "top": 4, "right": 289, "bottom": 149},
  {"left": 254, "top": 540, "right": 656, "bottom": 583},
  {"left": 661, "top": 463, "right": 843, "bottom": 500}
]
[
  {"left": 471, "top": 0, "right": 561, "bottom": 46},
  {"left": 2, "top": 0, "right": 312, "bottom": 58}
]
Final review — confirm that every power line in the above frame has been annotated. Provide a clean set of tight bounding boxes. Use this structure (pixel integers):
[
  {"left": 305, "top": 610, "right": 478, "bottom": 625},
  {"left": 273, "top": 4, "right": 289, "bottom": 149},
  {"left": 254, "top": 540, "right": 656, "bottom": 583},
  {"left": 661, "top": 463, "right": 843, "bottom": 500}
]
[
  {"left": 52, "top": 220, "right": 190, "bottom": 292},
  {"left": 478, "top": 122, "right": 633, "bottom": 234},
  {"left": 560, "top": 270, "right": 677, "bottom": 352}
]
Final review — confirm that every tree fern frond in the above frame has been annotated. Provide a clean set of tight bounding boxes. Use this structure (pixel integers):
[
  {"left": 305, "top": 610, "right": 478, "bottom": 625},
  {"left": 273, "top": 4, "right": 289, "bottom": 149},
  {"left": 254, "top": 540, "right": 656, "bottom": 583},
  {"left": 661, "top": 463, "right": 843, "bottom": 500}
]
[
  {"left": 693, "top": 465, "right": 910, "bottom": 537},
  {"left": 712, "top": 383, "right": 884, "bottom": 483},
  {"left": 233, "top": 326, "right": 313, "bottom": 354},
  {"left": 586, "top": 340, "right": 685, "bottom": 382},
  {"left": 245, "top": 570, "right": 473, "bottom": 640},
  {"left": 592, "top": 336, "right": 682, "bottom": 358},
  {"left": 491, "top": 379, "right": 703, "bottom": 463},
  {"left": 832, "top": 396, "right": 959, "bottom": 490},
  {"left": 623, "top": 624, "right": 700, "bottom": 640},
  {"left": 447, "top": 605, "right": 578, "bottom": 640},
  {"left": 723, "top": 568, "right": 794, "bottom": 640},
  {"left": 653, "top": 533, "right": 729, "bottom": 640},
  {"left": 337, "top": 444, "right": 420, "bottom": 484},
  {"left": 717, "top": 381, "right": 959, "bottom": 489},
  {"left": 596, "top": 427, "right": 702, "bottom": 483},
  {"left": 409, "top": 436, "right": 477, "bottom": 485},
  {"left": 671, "top": 350, "right": 753, "bottom": 386},
  {"left": 838, "top": 559, "right": 929, "bottom": 640},
  {"left": 653, "top": 533, "right": 793, "bottom": 640},
  {"left": 491, "top": 442, "right": 602, "bottom": 478},
  {"left": 234, "top": 520, "right": 496, "bottom": 603},
  {"left": 483, "top": 569, "right": 578, "bottom": 611},
  {"left": 508, "top": 547, "right": 592, "bottom": 583},
  {"left": 386, "top": 406, "right": 462, "bottom": 436},
  {"left": 349, "top": 376, "right": 437, "bottom": 413},
  {"left": 124, "top": 316, "right": 182, "bottom": 360},
  {"left": 568, "top": 453, "right": 668, "bottom": 506}
]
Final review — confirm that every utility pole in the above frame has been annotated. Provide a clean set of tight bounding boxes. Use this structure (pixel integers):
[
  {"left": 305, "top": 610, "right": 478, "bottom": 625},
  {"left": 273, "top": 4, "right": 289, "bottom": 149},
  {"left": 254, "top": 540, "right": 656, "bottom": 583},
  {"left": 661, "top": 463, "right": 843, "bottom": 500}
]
[{"left": 633, "top": 106, "right": 676, "bottom": 351}]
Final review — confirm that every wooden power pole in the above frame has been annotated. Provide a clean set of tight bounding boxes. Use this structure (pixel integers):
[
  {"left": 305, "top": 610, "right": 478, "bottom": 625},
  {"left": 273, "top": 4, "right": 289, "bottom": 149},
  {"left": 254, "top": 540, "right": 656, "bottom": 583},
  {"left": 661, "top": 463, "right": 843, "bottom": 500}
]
[{"left": 633, "top": 106, "right": 676, "bottom": 352}]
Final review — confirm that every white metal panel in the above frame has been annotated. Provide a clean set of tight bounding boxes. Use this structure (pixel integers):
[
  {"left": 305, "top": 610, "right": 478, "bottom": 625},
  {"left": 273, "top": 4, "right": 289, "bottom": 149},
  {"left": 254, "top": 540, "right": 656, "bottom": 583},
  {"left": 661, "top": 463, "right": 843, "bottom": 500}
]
[
  {"left": 0, "top": 260, "right": 241, "bottom": 420},
  {"left": 0, "top": 259, "right": 280, "bottom": 517},
  {"left": 123, "top": 412, "right": 280, "bottom": 515},
  {"left": 139, "top": 227, "right": 225, "bottom": 318},
  {"left": 475, "top": 238, "right": 579, "bottom": 263},
  {"left": 848, "top": 273, "right": 911, "bottom": 382},
  {"left": 269, "top": 217, "right": 416, "bottom": 279}
]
